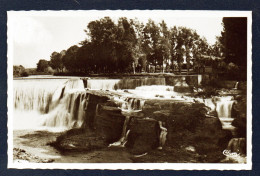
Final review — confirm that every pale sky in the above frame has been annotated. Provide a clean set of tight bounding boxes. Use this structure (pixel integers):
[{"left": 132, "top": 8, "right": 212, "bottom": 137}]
[{"left": 8, "top": 10, "right": 232, "bottom": 68}]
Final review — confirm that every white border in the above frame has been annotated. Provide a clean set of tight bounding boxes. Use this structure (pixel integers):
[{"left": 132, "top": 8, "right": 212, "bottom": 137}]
[{"left": 7, "top": 10, "right": 252, "bottom": 170}]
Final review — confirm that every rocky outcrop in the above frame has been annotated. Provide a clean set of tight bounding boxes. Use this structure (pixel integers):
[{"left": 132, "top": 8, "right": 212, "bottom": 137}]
[
  {"left": 126, "top": 118, "right": 160, "bottom": 155},
  {"left": 227, "top": 138, "right": 246, "bottom": 155},
  {"left": 147, "top": 102, "right": 232, "bottom": 162},
  {"left": 13, "top": 148, "right": 54, "bottom": 163},
  {"left": 95, "top": 104, "right": 126, "bottom": 143},
  {"left": 83, "top": 94, "right": 109, "bottom": 128},
  {"left": 49, "top": 89, "right": 236, "bottom": 163},
  {"left": 232, "top": 95, "right": 247, "bottom": 137},
  {"left": 49, "top": 128, "right": 107, "bottom": 152}
]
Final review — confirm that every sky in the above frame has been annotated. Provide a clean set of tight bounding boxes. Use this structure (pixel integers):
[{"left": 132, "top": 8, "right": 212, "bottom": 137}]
[{"left": 8, "top": 10, "right": 230, "bottom": 68}]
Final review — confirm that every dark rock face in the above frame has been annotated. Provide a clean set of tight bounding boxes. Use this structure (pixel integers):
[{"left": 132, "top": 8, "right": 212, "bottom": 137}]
[
  {"left": 227, "top": 138, "right": 246, "bottom": 155},
  {"left": 126, "top": 118, "right": 160, "bottom": 155},
  {"left": 147, "top": 102, "right": 232, "bottom": 162},
  {"left": 84, "top": 94, "right": 109, "bottom": 128},
  {"left": 232, "top": 95, "right": 247, "bottom": 137},
  {"left": 174, "top": 86, "right": 193, "bottom": 93},
  {"left": 49, "top": 129, "right": 107, "bottom": 152},
  {"left": 95, "top": 104, "right": 126, "bottom": 143}
]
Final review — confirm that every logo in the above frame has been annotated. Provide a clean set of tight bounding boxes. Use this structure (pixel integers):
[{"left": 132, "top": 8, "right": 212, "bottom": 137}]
[{"left": 223, "top": 150, "right": 240, "bottom": 157}]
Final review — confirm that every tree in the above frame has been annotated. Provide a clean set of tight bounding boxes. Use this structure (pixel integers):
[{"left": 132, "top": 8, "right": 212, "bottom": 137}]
[
  {"left": 63, "top": 45, "right": 80, "bottom": 72},
  {"left": 116, "top": 17, "right": 138, "bottom": 73},
  {"left": 36, "top": 59, "right": 49, "bottom": 72},
  {"left": 158, "top": 20, "right": 171, "bottom": 72},
  {"left": 220, "top": 17, "right": 247, "bottom": 80},
  {"left": 50, "top": 52, "right": 64, "bottom": 72},
  {"left": 13, "top": 65, "right": 27, "bottom": 77},
  {"left": 143, "top": 19, "right": 160, "bottom": 68},
  {"left": 86, "top": 17, "right": 118, "bottom": 73}
]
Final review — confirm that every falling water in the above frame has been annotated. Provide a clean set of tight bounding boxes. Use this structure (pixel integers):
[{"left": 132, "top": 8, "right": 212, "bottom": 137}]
[
  {"left": 13, "top": 78, "right": 86, "bottom": 131},
  {"left": 215, "top": 96, "right": 235, "bottom": 131},
  {"left": 121, "top": 98, "right": 146, "bottom": 111},
  {"left": 216, "top": 96, "right": 234, "bottom": 118},
  {"left": 234, "top": 82, "right": 239, "bottom": 90},
  {"left": 86, "top": 79, "right": 121, "bottom": 90},
  {"left": 86, "top": 77, "right": 166, "bottom": 90}
]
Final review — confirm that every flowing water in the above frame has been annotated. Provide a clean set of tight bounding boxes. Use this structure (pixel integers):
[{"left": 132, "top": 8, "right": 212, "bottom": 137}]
[
  {"left": 13, "top": 78, "right": 86, "bottom": 131},
  {"left": 12, "top": 76, "right": 172, "bottom": 163},
  {"left": 215, "top": 96, "right": 235, "bottom": 131},
  {"left": 12, "top": 76, "right": 244, "bottom": 163},
  {"left": 86, "top": 77, "right": 166, "bottom": 90}
]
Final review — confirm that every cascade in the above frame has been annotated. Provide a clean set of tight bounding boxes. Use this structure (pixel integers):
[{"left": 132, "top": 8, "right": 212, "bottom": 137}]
[
  {"left": 135, "top": 85, "right": 174, "bottom": 91},
  {"left": 216, "top": 96, "right": 234, "bottom": 118},
  {"left": 13, "top": 78, "right": 86, "bottom": 131},
  {"left": 234, "top": 82, "right": 239, "bottom": 90},
  {"left": 86, "top": 77, "right": 166, "bottom": 90},
  {"left": 86, "top": 79, "right": 121, "bottom": 90},
  {"left": 121, "top": 98, "right": 145, "bottom": 111},
  {"left": 215, "top": 96, "right": 235, "bottom": 131},
  {"left": 203, "top": 98, "right": 216, "bottom": 111}
]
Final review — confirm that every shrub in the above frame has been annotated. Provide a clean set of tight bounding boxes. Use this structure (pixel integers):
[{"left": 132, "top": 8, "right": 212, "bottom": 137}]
[{"left": 21, "top": 71, "right": 29, "bottom": 77}]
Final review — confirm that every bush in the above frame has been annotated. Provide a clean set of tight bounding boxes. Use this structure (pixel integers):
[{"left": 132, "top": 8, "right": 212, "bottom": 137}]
[{"left": 21, "top": 71, "right": 29, "bottom": 77}]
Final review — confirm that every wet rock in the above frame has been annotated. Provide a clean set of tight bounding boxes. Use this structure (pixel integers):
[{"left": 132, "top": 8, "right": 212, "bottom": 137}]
[
  {"left": 50, "top": 129, "right": 107, "bottom": 152},
  {"left": 84, "top": 94, "right": 109, "bottom": 128},
  {"left": 185, "top": 146, "right": 196, "bottom": 152},
  {"left": 203, "top": 117, "right": 223, "bottom": 131},
  {"left": 152, "top": 110, "right": 171, "bottom": 122},
  {"left": 232, "top": 95, "right": 246, "bottom": 119},
  {"left": 95, "top": 104, "right": 126, "bottom": 143},
  {"left": 237, "top": 81, "right": 247, "bottom": 92},
  {"left": 227, "top": 138, "right": 246, "bottom": 155},
  {"left": 127, "top": 118, "right": 160, "bottom": 155},
  {"left": 232, "top": 118, "right": 246, "bottom": 137},
  {"left": 13, "top": 148, "right": 55, "bottom": 163}
]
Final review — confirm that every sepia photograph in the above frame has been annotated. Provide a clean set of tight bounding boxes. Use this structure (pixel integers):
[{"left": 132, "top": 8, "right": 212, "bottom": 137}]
[{"left": 7, "top": 10, "right": 252, "bottom": 170}]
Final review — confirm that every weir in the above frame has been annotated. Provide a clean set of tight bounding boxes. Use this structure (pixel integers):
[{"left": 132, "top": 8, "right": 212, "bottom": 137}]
[
  {"left": 13, "top": 78, "right": 86, "bottom": 130},
  {"left": 85, "top": 77, "right": 166, "bottom": 90},
  {"left": 13, "top": 76, "right": 246, "bottom": 162}
]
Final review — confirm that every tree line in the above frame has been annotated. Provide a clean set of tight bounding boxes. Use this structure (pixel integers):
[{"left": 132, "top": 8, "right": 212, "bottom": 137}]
[{"left": 36, "top": 17, "right": 247, "bottom": 78}]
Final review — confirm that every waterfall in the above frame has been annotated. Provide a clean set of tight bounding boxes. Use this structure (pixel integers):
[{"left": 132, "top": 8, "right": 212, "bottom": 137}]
[
  {"left": 86, "top": 79, "right": 121, "bottom": 90},
  {"left": 203, "top": 98, "right": 216, "bottom": 111},
  {"left": 216, "top": 97, "right": 234, "bottom": 118},
  {"left": 86, "top": 77, "right": 166, "bottom": 90},
  {"left": 234, "top": 82, "right": 239, "bottom": 90},
  {"left": 215, "top": 96, "right": 236, "bottom": 131},
  {"left": 109, "top": 116, "right": 131, "bottom": 147},
  {"left": 121, "top": 98, "right": 145, "bottom": 111},
  {"left": 13, "top": 78, "right": 86, "bottom": 131}
]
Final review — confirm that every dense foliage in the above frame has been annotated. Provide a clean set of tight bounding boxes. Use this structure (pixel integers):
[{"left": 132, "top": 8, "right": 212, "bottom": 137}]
[
  {"left": 31, "top": 17, "right": 247, "bottom": 78},
  {"left": 13, "top": 65, "right": 28, "bottom": 77},
  {"left": 47, "top": 17, "right": 213, "bottom": 74},
  {"left": 216, "top": 17, "right": 247, "bottom": 80}
]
